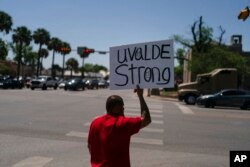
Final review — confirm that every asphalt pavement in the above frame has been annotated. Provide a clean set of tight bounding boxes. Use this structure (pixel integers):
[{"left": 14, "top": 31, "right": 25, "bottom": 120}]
[{"left": 0, "top": 88, "right": 249, "bottom": 167}]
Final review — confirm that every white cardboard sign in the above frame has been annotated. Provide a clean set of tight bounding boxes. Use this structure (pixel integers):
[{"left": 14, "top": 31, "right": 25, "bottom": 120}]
[{"left": 109, "top": 39, "right": 174, "bottom": 90}]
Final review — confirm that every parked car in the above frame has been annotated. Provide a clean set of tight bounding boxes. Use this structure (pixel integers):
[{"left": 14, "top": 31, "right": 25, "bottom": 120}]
[
  {"left": 98, "top": 79, "right": 108, "bottom": 88},
  {"left": 24, "top": 77, "right": 32, "bottom": 88},
  {"left": 58, "top": 79, "right": 68, "bottom": 89},
  {"left": 86, "top": 79, "right": 99, "bottom": 89},
  {"left": 196, "top": 89, "right": 250, "bottom": 110},
  {"left": 0, "top": 78, "right": 23, "bottom": 89},
  {"left": 0, "top": 77, "right": 5, "bottom": 88},
  {"left": 31, "top": 76, "right": 58, "bottom": 90},
  {"left": 64, "top": 78, "right": 85, "bottom": 91}
]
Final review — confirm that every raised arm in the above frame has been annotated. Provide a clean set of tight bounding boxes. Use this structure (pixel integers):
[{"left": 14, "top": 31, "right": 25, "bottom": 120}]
[{"left": 135, "top": 85, "right": 151, "bottom": 128}]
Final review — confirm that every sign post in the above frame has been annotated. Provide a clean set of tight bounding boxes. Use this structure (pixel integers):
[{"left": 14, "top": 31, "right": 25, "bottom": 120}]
[{"left": 109, "top": 39, "right": 174, "bottom": 90}]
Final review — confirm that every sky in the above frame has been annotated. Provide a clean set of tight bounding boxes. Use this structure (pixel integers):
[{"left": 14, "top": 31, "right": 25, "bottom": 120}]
[{"left": 1, "top": 0, "right": 250, "bottom": 70}]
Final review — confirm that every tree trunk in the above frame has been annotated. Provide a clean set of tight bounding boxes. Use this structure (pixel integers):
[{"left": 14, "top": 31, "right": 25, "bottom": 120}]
[
  {"left": 51, "top": 50, "right": 55, "bottom": 78},
  {"left": 16, "top": 42, "right": 23, "bottom": 78},
  {"left": 62, "top": 54, "right": 65, "bottom": 79},
  {"left": 36, "top": 45, "right": 42, "bottom": 77}
]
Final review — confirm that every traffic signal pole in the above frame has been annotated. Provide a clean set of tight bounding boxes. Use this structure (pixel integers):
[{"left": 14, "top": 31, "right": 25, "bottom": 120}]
[{"left": 76, "top": 46, "right": 109, "bottom": 78}]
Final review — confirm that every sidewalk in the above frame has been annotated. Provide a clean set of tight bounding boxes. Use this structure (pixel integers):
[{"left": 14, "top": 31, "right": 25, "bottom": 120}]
[{"left": 144, "top": 90, "right": 178, "bottom": 102}]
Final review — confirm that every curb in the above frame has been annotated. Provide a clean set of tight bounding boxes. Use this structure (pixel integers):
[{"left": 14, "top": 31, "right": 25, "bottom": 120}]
[{"left": 147, "top": 95, "right": 178, "bottom": 102}]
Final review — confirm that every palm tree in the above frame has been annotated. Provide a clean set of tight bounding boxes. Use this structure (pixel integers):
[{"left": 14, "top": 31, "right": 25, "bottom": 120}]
[
  {"left": 0, "top": 39, "right": 8, "bottom": 60},
  {"left": 12, "top": 26, "right": 32, "bottom": 78},
  {"left": 11, "top": 44, "right": 37, "bottom": 76},
  {"left": 0, "top": 11, "right": 13, "bottom": 34},
  {"left": 0, "top": 11, "right": 12, "bottom": 61},
  {"left": 39, "top": 48, "right": 49, "bottom": 75},
  {"left": 23, "top": 47, "right": 37, "bottom": 76},
  {"left": 33, "top": 28, "right": 50, "bottom": 77},
  {"left": 60, "top": 42, "right": 71, "bottom": 79},
  {"left": 66, "top": 57, "right": 79, "bottom": 78},
  {"left": 48, "top": 37, "right": 62, "bottom": 78}
]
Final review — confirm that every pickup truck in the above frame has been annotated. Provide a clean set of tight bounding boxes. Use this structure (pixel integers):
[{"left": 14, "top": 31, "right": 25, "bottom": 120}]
[{"left": 31, "top": 76, "right": 58, "bottom": 90}]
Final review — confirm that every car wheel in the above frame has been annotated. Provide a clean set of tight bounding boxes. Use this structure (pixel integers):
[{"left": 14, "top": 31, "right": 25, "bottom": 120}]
[
  {"left": 184, "top": 94, "right": 196, "bottom": 105},
  {"left": 31, "top": 87, "right": 35, "bottom": 90},
  {"left": 54, "top": 85, "right": 58, "bottom": 90}
]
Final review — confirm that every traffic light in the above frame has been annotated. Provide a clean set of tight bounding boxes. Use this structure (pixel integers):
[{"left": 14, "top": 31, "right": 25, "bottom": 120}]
[
  {"left": 60, "top": 47, "right": 71, "bottom": 52},
  {"left": 77, "top": 47, "right": 95, "bottom": 58},
  {"left": 238, "top": 6, "right": 250, "bottom": 21}
]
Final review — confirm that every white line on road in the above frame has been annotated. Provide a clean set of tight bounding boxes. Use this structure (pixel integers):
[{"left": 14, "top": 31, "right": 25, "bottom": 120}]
[
  {"left": 12, "top": 156, "right": 53, "bottom": 167},
  {"left": 84, "top": 122, "right": 91, "bottom": 126},
  {"left": 66, "top": 131, "right": 88, "bottom": 138},
  {"left": 174, "top": 102, "right": 194, "bottom": 115},
  {"left": 126, "top": 112, "right": 163, "bottom": 118},
  {"left": 131, "top": 137, "right": 163, "bottom": 145},
  {"left": 141, "top": 127, "right": 164, "bottom": 133},
  {"left": 152, "top": 120, "right": 164, "bottom": 124},
  {"left": 66, "top": 131, "right": 163, "bottom": 145},
  {"left": 127, "top": 104, "right": 163, "bottom": 110}
]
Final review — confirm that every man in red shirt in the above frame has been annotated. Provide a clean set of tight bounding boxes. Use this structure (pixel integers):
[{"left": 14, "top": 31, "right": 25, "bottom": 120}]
[{"left": 88, "top": 86, "right": 151, "bottom": 167}]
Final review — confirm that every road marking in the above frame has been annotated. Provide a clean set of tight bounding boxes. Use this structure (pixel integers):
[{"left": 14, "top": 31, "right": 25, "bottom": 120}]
[
  {"left": 152, "top": 120, "right": 164, "bottom": 124},
  {"left": 12, "top": 156, "right": 53, "bottom": 167},
  {"left": 66, "top": 131, "right": 88, "bottom": 138},
  {"left": 131, "top": 137, "right": 163, "bottom": 145},
  {"left": 84, "top": 122, "right": 91, "bottom": 126},
  {"left": 66, "top": 131, "right": 163, "bottom": 145},
  {"left": 127, "top": 104, "right": 163, "bottom": 110},
  {"left": 127, "top": 108, "right": 163, "bottom": 113},
  {"left": 174, "top": 102, "right": 194, "bottom": 115},
  {"left": 142, "top": 127, "right": 164, "bottom": 133},
  {"left": 126, "top": 112, "right": 163, "bottom": 118}
]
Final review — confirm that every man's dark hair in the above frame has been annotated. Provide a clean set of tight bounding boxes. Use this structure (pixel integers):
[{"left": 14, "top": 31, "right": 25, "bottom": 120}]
[{"left": 106, "top": 95, "right": 124, "bottom": 113}]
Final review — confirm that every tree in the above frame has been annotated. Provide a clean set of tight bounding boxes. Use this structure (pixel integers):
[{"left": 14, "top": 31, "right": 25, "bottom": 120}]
[
  {"left": 52, "top": 64, "right": 62, "bottom": 72},
  {"left": 83, "top": 63, "right": 94, "bottom": 73},
  {"left": 66, "top": 57, "right": 79, "bottom": 78},
  {"left": 191, "top": 45, "right": 248, "bottom": 75},
  {"left": 0, "top": 39, "right": 8, "bottom": 60},
  {"left": 174, "top": 16, "right": 213, "bottom": 53},
  {"left": 175, "top": 48, "right": 185, "bottom": 80},
  {"left": 48, "top": 37, "right": 62, "bottom": 77},
  {"left": 59, "top": 42, "right": 71, "bottom": 78},
  {"left": 33, "top": 28, "right": 50, "bottom": 77},
  {"left": 39, "top": 48, "right": 49, "bottom": 74},
  {"left": 0, "top": 11, "right": 13, "bottom": 34},
  {"left": 174, "top": 16, "right": 248, "bottom": 81},
  {"left": 0, "top": 11, "right": 13, "bottom": 61},
  {"left": 11, "top": 44, "right": 37, "bottom": 76},
  {"left": 12, "top": 26, "right": 32, "bottom": 78},
  {"left": 23, "top": 47, "right": 37, "bottom": 76}
]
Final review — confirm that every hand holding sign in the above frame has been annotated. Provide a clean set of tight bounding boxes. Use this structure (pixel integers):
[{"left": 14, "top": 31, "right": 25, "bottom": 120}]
[{"left": 134, "top": 85, "right": 143, "bottom": 97}]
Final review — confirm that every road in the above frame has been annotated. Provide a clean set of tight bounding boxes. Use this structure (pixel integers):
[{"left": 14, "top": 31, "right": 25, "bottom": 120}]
[{"left": 0, "top": 88, "right": 250, "bottom": 167}]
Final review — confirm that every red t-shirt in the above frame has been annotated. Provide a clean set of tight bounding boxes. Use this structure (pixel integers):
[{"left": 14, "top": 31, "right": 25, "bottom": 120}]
[{"left": 88, "top": 114, "right": 142, "bottom": 167}]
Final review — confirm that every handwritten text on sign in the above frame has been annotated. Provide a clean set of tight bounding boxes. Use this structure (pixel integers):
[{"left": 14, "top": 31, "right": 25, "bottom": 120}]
[{"left": 109, "top": 40, "right": 174, "bottom": 90}]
